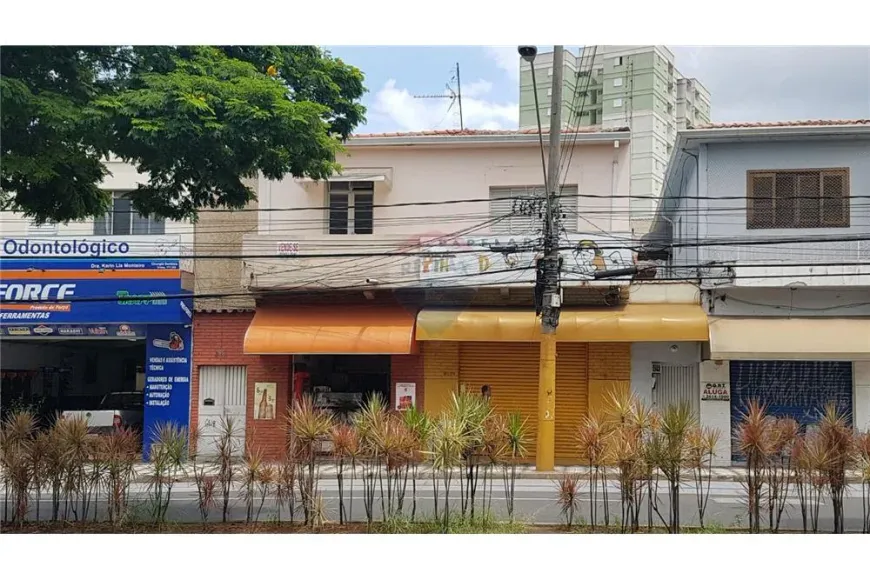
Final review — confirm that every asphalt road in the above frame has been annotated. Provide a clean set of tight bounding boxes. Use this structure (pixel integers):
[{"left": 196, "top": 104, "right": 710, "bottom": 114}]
[{"left": 7, "top": 478, "right": 869, "bottom": 532}]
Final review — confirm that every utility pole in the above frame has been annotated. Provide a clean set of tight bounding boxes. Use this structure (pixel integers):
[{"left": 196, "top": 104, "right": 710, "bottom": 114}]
[{"left": 536, "top": 45, "right": 564, "bottom": 471}]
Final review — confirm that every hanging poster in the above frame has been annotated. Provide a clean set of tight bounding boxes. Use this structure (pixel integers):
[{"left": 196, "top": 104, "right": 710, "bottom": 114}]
[
  {"left": 395, "top": 382, "right": 416, "bottom": 411},
  {"left": 254, "top": 382, "right": 277, "bottom": 420}
]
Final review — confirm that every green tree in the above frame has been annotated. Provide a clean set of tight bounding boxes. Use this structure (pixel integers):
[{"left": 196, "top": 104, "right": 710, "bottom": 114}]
[{"left": 1, "top": 46, "right": 366, "bottom": 223}]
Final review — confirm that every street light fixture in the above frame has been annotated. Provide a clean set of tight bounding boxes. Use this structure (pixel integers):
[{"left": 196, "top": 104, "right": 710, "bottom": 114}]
[{"left": 518, "top": 46, "right": 538, "bottom": 63}]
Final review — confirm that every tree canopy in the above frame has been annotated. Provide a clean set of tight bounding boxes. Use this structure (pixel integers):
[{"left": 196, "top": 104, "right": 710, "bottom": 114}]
[{"left": 0, "top": 46, "right": 366, "bottom": 223}]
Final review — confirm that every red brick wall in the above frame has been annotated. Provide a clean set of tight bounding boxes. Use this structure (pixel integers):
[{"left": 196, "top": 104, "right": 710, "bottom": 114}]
[
  {"left": 391, "top": 354, "right": 424, "bottom": 411},
  {"left": 192, "top": 312, "right": 290, "bottom": 459}
]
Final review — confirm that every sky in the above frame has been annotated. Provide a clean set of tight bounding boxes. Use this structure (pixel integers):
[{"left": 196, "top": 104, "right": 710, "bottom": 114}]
[{"left": 325, "top": 46, "right": 870, "bottom": 134}]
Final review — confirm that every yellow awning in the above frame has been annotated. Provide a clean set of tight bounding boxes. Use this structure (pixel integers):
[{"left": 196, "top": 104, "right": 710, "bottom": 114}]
[
  {"left": 709, "top": 317, "right": 870, "bottom": 360},
  {"left": 244, "top": 305, "right": 418, "bottom": 355},
  {"left": 415, "top": 304, "right": 709, "bottom": 342}
]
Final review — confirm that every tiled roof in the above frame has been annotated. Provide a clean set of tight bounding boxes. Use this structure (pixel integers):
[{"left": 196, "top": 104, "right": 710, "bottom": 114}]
[
  {"left": 352, "top": 126, "right": 629, "bottom": 139},
  {"left": 695, "top": 119, "right": 870, "bottom": 129}
]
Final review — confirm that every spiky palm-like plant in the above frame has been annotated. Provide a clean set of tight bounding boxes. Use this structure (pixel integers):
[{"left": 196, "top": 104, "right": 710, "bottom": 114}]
[
  {"left": 648, "top": 401, "right": 697, "bottom": 534},
  {"left": 430, "top": 412, "right": 469, "bottom": 531},
  {"left": 213, "top": 415, "right": 240, "bottom": 524},
  {"left": 241, "top": 444, "right": 264, "bottom": 524},
  {"left": 447, "top": 391, "right": 492, "bottom": 520},
  {"left": 686, "top": 425, "right": 721, "bottom": 530},
  {"left": 577, "top": 412, "right": 608, "bottom": 530},
  {"left": 28, "top": 430, "right": 51, "bottom": 523},
  {"left": 148, "top": 422, "right": 189, "bottom": 525},
  {"left": 56, "top": 415, "right": 91, "bottom": 522},
  {"left": 817, "top": 402, "right": 855, "bottom": 534},
  {"left": 502, "top": 412, "right": 528, "bottom": 523},
  {"left": 288, "top": 395, "right": 334, "bottom": 527},
  {"left": 481, "top": 413, "right": 509, "bottom": 520},
  {"left": 276, "top": 454, "right": 297, "bottom": 524},
  {"left": 556, "top": 472, "right": 583, "bottom": 529},
  {"left": 401, "top": 405, "right": 433, "bottom": 522},
  {"left": 766, "top": 417, "right": 798, "bottom": 532},
  {"left": 100, "top": 427, "right": 139, "bottom": 527},
  {"left": 330, "top": 423, "right": 359, "bottom": 524},
  {"left": 734, "top": 399, "right": 772, "bottom": 534},
  {"left": 255, "top": 463, "right": 276, "bottom": 524},
  {"left": 353, "top": 394, "right": 388, "bottom": 527},
  {"left": 602, "top": 388, "right": 654, "bottom": 533},
  {"left": 0, "top": 410, "right": 37, "bottom": 525},
  {"left": 855, "top": 431, "right": 870, "bottom": 534}
]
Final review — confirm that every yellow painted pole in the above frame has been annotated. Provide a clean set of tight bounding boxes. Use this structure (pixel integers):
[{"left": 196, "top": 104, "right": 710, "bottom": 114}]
[{"left": 536, "top": 332, "right": 557, "bottom": 471}]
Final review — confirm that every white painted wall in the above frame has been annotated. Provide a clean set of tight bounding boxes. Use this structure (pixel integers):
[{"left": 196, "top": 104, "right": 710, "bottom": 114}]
[
  {"left": 699, "top": 359, "right": 732, "bottom": 466},
  {"left": 630, "top": 342, "right": 702, "bottom": 405},
  {"left": 855, "top": 361, "right": 870, "bottom": 432},
  {"left": 706, "top": 287, "right": 870, "bottom": 317},
  {"left": 670, "top": 138, "right": 870, "bottom": 287},
  {"left": 256, "top": 140, "right": 631, "bottom": 238},
  {"left": 0, "top": 160, "right": 193, "bottom": 264}
]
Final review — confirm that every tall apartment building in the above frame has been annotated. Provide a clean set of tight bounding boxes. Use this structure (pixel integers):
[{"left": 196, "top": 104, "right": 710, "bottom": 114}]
[{"left": 519, "top": 46, "right": 712, "bottom": 233}]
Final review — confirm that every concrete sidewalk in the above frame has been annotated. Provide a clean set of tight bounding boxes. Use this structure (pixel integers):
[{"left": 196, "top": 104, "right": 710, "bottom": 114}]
[{"left": 125, "top": 463, "right": 867, "bottom": 484}]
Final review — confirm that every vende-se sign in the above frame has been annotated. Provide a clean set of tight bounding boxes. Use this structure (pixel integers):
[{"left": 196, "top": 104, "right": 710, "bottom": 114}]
[{"left": 702, "top": 382, "right": 731, "bottom": 401}]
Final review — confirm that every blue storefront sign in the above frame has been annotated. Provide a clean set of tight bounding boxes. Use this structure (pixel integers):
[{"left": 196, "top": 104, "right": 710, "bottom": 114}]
[
  {"left": 0, "top": 278, "right": 192, "bottom": 324},
  {"left": 1, "top": 236, "right": 193, "bottom": 459},
  {"left": 143, "top": 324, "right": 193, "bottom": 457}
]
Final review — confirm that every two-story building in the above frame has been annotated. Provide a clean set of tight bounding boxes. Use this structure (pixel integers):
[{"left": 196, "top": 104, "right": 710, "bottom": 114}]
[
  {"left": 192, "top": 128, "right": 709, "bottom": 463},
  {"left": 0, "top": 159, "right": 194, "bottom": 452},
  {"left": 643, "top": 119, "right": 870, "bottom": 464}
]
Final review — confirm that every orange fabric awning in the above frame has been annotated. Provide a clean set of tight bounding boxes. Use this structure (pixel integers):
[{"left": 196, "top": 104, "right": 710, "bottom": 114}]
[{"left": 243, "top": 304, "right": 418, "bottom": 355}]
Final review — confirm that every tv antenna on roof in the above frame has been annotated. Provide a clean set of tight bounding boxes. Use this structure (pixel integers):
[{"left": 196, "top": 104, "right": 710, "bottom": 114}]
[{"left": 413, "top": 62, "right": 464, "bottom": 130}]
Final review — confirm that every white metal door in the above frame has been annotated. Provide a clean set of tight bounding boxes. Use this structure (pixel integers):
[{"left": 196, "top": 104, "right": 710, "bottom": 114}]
[
  {"left": 197, "top": 366, "right": 247, "bottom": 457},
  {"left": 652, "top": 363, "right": 700, "bottom": 420}
]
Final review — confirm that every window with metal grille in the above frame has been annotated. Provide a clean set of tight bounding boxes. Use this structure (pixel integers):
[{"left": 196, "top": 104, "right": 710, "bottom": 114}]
[
  {"left": 489, "top": 186, "right": 579, "bottom": 235},
  {"left": 747, "top": 169, "right": 850, "bottom": 229},
  {"left": 94, "top": 193, "right": 165, "bottom": 235},
  {"left": 328, "top": 181, "right": 374, "bottom": 235}
]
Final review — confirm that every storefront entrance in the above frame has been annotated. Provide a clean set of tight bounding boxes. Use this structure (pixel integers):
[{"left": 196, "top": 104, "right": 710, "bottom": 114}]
[
  {"left": 1, "top": 235, "right": 193, "bottom": 457},
  {"left": 294, "top": 354, "right": 391, "bottom": 423},
  {"left": 1, "top": 337, "right": 146, "bottom": 436},
  {"left": 729, "top": 360, "right": 854, "bottom": 461}
]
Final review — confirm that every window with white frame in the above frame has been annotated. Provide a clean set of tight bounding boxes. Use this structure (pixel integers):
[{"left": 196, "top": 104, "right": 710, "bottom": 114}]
[
  {"left": 489, "top": 186, "right": 579, "bottom": 235},
  {"left": 94, "top": 193, "right": 165, "bottom": 235},
  {"left": 328, "top": 181, "right": 374, "bottom": 235},
  {"left": 613, "top": 98, "right": 623, "bottom": 108},
  {"left": 613, "top": 78, "right": 623, "bottom": 87}
]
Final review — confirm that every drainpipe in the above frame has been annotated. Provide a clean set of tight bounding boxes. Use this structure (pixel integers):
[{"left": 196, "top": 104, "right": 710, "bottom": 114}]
[{"left": 661, "top": 214, "right": 675, "bottom": 270}]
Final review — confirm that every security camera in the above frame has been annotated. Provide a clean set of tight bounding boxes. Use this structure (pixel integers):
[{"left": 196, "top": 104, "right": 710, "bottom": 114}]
[{"left": 517, "top": 46, "right": 538, "bottom": 63}]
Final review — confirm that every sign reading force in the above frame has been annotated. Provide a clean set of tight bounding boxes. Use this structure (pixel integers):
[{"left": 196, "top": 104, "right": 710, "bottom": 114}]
[
  {"left": 0, "top": 283, "right": 76, "bottom": 301},
  {"left": 0, "top": 278, "right": 190, "bottom": 324}
]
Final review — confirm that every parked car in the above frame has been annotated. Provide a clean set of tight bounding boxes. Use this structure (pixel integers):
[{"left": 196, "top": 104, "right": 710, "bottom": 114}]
[{"left": 61, "top": 391, "right": 144, "bottom": 436}]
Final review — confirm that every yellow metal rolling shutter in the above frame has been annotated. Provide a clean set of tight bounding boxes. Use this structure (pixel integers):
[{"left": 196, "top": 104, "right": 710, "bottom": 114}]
[
  {"left": 587, "top": 343, "right": 632, "bottom": 418},
  {"left": 422, "top": 342, "right": 459, "bottom": 416},
  {"left": 555, "top": 343, "right": 588, "bottom": 462},
  {"left": 459, "top": 342, "right": 539, "bottom": 458}
]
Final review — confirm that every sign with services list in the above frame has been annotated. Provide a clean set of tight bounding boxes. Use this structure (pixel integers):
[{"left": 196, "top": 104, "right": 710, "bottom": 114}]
[{"left": 143, "top": 324, "right": 192, "bottom": 457}]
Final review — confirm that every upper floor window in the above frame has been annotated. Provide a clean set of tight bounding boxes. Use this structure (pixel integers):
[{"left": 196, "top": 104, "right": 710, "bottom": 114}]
[
  {"left": 489, "top": 186, "right": 579, "bottom": 236},
  {"left": 747, "top": 169, "right": 850, "bottom": 229},
  {"left": 328, "top": 181, "right": 373, "bottom": 235},
  {"left": 94, "top": 193, "right": 165, "bottom": 235}
]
